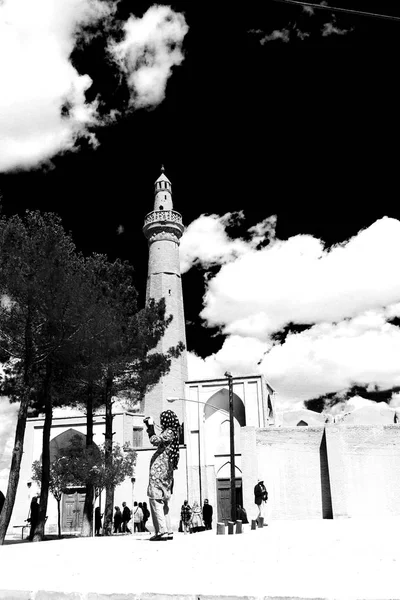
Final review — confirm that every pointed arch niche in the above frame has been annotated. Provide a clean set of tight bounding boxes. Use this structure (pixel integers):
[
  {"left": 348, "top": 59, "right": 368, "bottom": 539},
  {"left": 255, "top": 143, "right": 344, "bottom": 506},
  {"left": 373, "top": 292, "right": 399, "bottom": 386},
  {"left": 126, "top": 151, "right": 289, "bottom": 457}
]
[
  {"left": 204, "top": 388, "right": 246, "bottom": 426},
  {"left": 49, "top": 428, "right": 100, "bottom": 463},
  {"left": 202, "top": 388, "right": 246, "bottom": 461}
]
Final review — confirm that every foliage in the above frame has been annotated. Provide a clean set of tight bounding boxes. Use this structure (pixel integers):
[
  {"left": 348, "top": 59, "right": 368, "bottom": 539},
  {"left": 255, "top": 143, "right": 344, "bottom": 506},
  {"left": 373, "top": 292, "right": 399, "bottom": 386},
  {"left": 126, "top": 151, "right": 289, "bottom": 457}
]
[
  {"left": 44, "top": 435, "right": 136, "bottom": 498},
  {"left": 31, "top": 458, "right": 71, "bottom": 502}
]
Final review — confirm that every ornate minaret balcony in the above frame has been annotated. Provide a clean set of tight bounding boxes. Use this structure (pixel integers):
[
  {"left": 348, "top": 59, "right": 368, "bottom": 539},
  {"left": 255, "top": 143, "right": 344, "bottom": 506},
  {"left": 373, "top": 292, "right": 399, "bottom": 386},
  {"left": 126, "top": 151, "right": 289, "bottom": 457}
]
[
  {"left": 143, "top": 167, "right": 184, "bottom": 243},
  {"left": 143, "top": 209, "right": 184, "bottom": 242}
]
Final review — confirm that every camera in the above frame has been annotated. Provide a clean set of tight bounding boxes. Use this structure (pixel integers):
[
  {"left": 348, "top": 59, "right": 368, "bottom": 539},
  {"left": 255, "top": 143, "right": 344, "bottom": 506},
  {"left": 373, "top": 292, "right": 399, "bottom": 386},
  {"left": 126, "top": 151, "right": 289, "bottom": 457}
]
[{"left": 143, "top": 416, "right": 153, "bottom": 426}]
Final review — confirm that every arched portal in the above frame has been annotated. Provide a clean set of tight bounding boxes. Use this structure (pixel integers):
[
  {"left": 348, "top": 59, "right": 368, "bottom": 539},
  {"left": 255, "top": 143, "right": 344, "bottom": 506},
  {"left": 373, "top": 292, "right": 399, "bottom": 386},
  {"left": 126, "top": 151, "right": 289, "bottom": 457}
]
[
  {"left": 204, "top": 388, "right": 246, "bottom": 425},
  {"left": 48, "top": 429, "right": 101, "bottom": 534},
  {"left": 216, "top": 463, "right": 243, "bottom": 524}
]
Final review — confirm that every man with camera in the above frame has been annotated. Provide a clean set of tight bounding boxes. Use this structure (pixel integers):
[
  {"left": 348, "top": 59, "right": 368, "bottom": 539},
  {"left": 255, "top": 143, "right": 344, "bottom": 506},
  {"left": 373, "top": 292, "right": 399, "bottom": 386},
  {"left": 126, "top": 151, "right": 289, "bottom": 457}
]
[{"left": 144, "top": 410, "right": 180, "bottom": 541}]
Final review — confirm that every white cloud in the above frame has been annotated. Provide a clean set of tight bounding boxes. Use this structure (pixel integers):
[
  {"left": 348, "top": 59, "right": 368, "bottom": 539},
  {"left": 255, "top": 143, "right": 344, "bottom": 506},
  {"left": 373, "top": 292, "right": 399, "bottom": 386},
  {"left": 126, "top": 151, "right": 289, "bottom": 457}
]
[
  {"left": 109, "top": 5, "right": 188, "bottom": 109},
  {"left": 260, "top": 29, "right": 290, "bottom": 44},
  {"left": 322, "top": 22, "right": 352, "bottom": 37},
  {"left": 184, "top": 215, "right": 400, "bottom": 407},
  {"left": 197, "top": 217, "right": 400, "bottom": 336},
  {"left": 180, "top": 212, "right": 276, "bottom": 274},
  {"left": 0, "top": 0, "right": 115, "bottom": 173},
  {"left": 0, "top": 1, "right": 189, "bottom": 173}
]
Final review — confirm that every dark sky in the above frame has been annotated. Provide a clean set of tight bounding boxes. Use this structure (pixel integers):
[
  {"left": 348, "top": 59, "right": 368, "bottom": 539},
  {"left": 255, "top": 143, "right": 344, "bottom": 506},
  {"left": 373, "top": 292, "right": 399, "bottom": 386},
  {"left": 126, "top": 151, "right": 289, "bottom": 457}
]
[{"left": 1, "top": 0, "right": 400, "bottom": 358}]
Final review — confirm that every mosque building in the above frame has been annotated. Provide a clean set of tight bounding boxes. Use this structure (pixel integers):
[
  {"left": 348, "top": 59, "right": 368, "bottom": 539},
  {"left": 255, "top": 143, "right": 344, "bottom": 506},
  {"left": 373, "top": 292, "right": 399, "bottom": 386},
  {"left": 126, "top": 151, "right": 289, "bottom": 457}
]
[
  {"left": 6, "top": 168, "right": 399, "bottom": 538},
  {"left": 5, "top": 168, "right": 274, "bottom": 536}
]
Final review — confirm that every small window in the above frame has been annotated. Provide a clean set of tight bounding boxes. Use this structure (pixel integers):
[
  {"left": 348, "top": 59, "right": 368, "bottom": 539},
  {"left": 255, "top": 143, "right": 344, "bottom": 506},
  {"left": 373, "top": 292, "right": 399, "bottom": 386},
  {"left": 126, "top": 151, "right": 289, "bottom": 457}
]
[
  {"left": 297, "top": 420, "right": 308, "bottom": 427},
  {"left": 165, "top": 195, "right": 167, "bottom": 199},
  {"left": 132, "top": 428, "right": 143, "bottom": 448},
  {"left": 159, "top": 205, "right": 164, "bottom": 210}
]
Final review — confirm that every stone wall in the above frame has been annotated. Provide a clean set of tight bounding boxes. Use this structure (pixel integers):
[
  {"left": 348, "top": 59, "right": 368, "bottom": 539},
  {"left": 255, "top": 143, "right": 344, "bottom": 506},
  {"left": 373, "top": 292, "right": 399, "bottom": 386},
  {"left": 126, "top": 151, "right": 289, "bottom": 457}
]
[
  {"left": 241, "top": 424, "right": 400, "bottom": 521},
  {"left": 241, "top": 426, "right": 328, "bottom": 521},
  {"left": 325, "top": 424, "right": 400, "bottom": 518}
]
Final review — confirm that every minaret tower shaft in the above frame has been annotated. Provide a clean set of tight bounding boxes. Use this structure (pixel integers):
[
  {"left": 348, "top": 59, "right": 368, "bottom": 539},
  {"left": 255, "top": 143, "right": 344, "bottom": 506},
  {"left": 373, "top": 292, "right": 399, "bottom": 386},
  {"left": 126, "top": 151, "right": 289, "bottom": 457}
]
[{"left": 142, "top": 167, "right": 188, "bottom": 423}]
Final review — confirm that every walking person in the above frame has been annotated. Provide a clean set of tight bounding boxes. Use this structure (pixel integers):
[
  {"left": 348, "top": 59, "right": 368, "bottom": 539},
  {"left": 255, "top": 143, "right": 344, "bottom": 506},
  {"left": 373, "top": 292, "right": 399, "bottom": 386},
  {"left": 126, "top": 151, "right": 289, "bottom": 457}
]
[
  {"left": 121, "top": 502, "right": 131, "bottom": 533},
  {"left": 202, "top": 499, "right": 213, "bottom": 530},
  {"left": 113, "top": 506, "right": 122, "bottom": 533},
  {"left": 180, "top": 500, "right": 192, "bottom": 534},
  {"left": 95, "top": 506, "right": 103, "bottom": 536},
  {"left": 133, "top": 501, "right": 143, "bottom": 533},
  {"left": 190, "top": 500, "right": 204, "bottom": 533},
  {"left": 27, "top": 496, "right": 39, "bottom": 541},
  {"left": 145, "top": 410, "right": 181, "bottom": 541},
  {"left": 254, "top": 479, "right": 268, "bottom": 524}
]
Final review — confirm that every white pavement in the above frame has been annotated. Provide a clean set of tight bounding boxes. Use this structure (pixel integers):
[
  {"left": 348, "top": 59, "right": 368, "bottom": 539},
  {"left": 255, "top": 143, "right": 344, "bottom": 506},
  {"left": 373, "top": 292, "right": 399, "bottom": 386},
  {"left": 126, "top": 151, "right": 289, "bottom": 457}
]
[{"left": 1, "top": 518, "right": 400, "bottom": 599}]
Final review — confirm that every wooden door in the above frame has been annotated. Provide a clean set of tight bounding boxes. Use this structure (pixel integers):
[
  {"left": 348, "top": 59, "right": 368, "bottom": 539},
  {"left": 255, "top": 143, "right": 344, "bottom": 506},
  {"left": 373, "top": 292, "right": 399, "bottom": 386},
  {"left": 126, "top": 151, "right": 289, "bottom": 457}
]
[
  {"left": 217, "top": 479, "right": 242, "bottom": 524},
  {"left": 62, "top": 489, "right": 86, "bottom": 533}
]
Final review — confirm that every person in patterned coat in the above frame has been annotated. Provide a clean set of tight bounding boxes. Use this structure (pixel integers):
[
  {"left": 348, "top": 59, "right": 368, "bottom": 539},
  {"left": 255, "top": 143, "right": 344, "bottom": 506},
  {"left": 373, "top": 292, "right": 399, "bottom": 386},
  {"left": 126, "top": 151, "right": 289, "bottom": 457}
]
[{"left": 145, "top": 410, "right": 180, "bottom": 541}]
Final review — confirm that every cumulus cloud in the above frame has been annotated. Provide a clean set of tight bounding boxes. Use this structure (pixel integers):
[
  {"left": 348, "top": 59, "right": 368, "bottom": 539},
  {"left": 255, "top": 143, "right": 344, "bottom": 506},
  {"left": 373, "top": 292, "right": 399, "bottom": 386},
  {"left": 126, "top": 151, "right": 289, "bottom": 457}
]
[
  {"left": 109, "top": 5, "right": 188, "bottom": 109},
  {"left": 184, "top": 215, "right": 400, "bottom": 407},
  {"left": 180, "top": 212, "right": 276, "bottom": 274},
  {"left": 0, "top": 0, "right": 115, "bottom": 173},
  {"left": 0, "top": 1, "right": 188, "bottom": 173},
  {"left": 198, "top": 217, "right": 400, "bottom": 336}
]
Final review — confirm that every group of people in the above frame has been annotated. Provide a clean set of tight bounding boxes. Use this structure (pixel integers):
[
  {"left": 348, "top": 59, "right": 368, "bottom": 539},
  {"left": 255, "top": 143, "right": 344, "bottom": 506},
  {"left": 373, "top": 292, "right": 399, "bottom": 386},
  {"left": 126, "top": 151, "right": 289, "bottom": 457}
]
[
  {"left": 94, "top": 501, "right": 152, "bottom": 535},
  {"left": 24, "top": 409, "right": 269, "bottom": 542},
  {"left": 180, "top": 498, "right": 213, "bottom": 533}
]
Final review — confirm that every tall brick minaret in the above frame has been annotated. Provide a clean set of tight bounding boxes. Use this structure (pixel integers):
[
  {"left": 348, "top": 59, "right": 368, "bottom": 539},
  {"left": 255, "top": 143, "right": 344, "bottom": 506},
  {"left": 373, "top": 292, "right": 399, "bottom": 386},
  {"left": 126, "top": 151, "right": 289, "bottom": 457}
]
[{"left": 142, "top": 167, "right": 188, "bottom": 424}]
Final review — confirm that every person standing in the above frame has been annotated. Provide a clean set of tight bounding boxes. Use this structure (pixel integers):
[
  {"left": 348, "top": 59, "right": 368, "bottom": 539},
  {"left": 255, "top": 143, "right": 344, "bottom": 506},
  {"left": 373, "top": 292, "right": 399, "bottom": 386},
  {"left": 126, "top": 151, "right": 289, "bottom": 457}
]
[
  {"left": 95, "top": 506, "right": 103, "bottom": 536},
  {"left": 121, "top": 502, "right": 131, "bottom": 533},
  {"left": 190, "top": 500, "right": 204, "bottom": 533},
  {"left": 145, "top": 410, "right": 181, "bottom": 541},
  {"left": 254, "top": 479, "right": 268, "bottom": 522},
  {"left": 113, "top": 506, "right": 122, "bottom": 533},
  {"left": 142, "top": 501, "right": 150, "bottom": 532},
  {"left": 180, "top": 500, "right": 192, "bottom": 534},
  {"left": 133, "top": 501, "right": 143, "bottom": 533},
  {"left": 202, "top": 499, "right": 213, "bottom": 530},
  {"left": 27, "top": 496, "right": 39, "bottom": 541}
]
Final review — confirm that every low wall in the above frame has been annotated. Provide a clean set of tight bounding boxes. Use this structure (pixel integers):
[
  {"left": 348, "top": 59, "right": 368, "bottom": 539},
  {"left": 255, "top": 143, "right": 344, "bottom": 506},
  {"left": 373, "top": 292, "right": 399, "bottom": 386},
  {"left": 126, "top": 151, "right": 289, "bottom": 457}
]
[
  {"left": 241, "top": 426, "right": 329, "bottom": 521},
  {"left": 325, "top": 424, "right": 400, "bottom": 518}
]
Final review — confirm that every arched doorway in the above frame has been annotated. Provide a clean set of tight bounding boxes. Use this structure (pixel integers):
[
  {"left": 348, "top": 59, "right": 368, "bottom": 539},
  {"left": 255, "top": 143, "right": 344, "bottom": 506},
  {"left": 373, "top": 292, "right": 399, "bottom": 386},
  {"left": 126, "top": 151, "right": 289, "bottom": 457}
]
[
  {"left": 216, "top": 463, "right": 243, "bottom": 524},
  {"left": 49, "top": 429, "right": 100, "bottom": 534}
]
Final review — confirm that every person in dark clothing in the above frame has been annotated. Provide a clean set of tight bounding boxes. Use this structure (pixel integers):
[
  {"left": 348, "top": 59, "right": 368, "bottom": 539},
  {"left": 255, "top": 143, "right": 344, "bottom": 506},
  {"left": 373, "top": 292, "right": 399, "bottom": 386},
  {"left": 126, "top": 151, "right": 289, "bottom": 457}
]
[
  {"left": 180, "top": 500, "right": 192, "bottom": 534},
  {"left": 254, "top": 479, "right": 268, "bottom": 522},
  {"left": 113, "top": 506, "right": 122, "bottom": 533},
  {"left": 122, "top": 502, "right": 131, "bottom": 533},
  {"left": 142, "top": 501, "right": 150, "bottom": 533},
  {"left": 202, "top": 499, "right": 213, "bottom": 530},
  {"left": 95, "top": 506, "right": 103, "bottom": 536},
  {"left": 28, "top": 496, "right": 39, "bottom": 541},
  {"left": 236, "top": 504, "right": 249, "bottom": 524}
]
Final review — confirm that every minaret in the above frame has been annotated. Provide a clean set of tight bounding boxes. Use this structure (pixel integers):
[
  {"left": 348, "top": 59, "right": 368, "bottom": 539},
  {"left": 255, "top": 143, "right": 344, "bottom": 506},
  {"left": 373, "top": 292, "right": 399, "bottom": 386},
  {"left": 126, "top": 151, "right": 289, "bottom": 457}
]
[{"left": 142, "top": 167, "right": 188, "bottom": 423}]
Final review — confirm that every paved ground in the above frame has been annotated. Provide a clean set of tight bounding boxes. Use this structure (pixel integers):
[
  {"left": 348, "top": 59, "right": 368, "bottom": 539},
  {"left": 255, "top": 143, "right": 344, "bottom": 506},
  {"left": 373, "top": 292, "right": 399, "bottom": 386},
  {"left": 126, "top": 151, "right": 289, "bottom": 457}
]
[{"left": 1, "top": 518, "right": 400, "bottom": 600}]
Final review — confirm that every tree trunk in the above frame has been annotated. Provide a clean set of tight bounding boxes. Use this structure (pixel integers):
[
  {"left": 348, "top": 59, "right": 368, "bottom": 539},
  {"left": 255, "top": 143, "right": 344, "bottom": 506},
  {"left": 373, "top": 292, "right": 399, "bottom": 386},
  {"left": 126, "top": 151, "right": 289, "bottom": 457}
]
[
  {"left": 0, "top": 308, "right": 34, "bottom": 545},
  {"left": 57, "top": 498, "right": 61, "bottom": 538},
  {"left": 82, "top": 385, "right": 94, "bottom": 537},
  {"left": 103, "top": 374, "right": 114, "bottom": 535},
  {"left": 0, "top": 391, "right": 30, "bottom": 544},
  {"left": 33, "top": 364, "right": 53, "bottom": 542}
]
